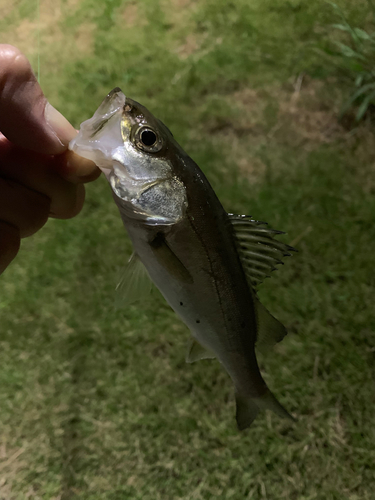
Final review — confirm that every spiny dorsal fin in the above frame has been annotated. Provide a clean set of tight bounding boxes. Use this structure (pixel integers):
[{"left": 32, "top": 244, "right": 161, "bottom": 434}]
[
  {"left": 186, "top": 338, "right": 215, "bottom": 363},
  {"left": 115, "top": 252, "right": 152, "bottom": 307},
  {"left": 228, "top": 214, "right": 296, "bottom": 291}
]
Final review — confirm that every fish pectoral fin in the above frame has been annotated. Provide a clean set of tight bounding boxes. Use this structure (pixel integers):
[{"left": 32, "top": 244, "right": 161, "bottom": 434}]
[
  {"left": 228, "top": 213, "right": 296, "bottom": 291},
  {"left": 115, "top": 252, "right": 153, "bottom": 307},
  {"left": 150, "top": 232, "right": 193, "bottom": 284},
  {"left": 254, "top": 298, "right": 287, "bottom": 349},
  {"left": 185, "top": 338, "right": 215, "bottom": 363},
  {"left": 235, "top": 390, "right": 295, "bottom": 431}
]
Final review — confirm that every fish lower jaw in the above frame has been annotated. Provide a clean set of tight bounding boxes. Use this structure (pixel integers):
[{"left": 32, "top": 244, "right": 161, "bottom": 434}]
[{"left": 68, "top": 141, "right": 116, "bottom": 176}]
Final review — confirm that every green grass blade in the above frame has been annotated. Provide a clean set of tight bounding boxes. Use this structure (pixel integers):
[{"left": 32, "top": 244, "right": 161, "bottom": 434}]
[
  {"left": 355, "top": 74, "right": 364, "bottom": 87},
  {"left": 328, "top": 2, "right": 364, "bottom": 48},
  {"left": 356, "top": 89, "right": 375, "bottom": 120},
  {"left": 353, "top": 28, "right": 372, "bottom": 41},
  {"left": 333, "top": 42, "right": 366, "bottom": 60},
  {"left": 340, "top": 82, "right": 375, "bottom": 116},
  {"left": 331, "top": 23, "right": 353, "bottom": 33}
]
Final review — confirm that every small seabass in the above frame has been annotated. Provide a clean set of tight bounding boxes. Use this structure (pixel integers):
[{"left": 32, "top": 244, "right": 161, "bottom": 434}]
[{"left": 69, "top": 88, "right": 297, "bottom": 430}]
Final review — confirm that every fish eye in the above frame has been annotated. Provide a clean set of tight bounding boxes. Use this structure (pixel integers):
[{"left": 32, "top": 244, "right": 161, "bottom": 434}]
[
  {"left": 141, "top": 129, "right": 157, "bottom": 146},
  {"left": 134, "top": 126, "right": 163, "bottom": 153}
]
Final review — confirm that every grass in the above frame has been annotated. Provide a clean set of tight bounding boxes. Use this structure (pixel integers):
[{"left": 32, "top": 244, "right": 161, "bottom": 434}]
[
  {"left": 1, "top": 0, "right": 375, "bottom": 498},
  {"left": 320, "top": 1, "right": 375, "bottom": 121}
]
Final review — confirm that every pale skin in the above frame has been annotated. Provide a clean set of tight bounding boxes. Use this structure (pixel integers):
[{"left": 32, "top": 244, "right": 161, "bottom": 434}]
[{"left": 0, "top": 44, "right": 101, "bottom": 274}]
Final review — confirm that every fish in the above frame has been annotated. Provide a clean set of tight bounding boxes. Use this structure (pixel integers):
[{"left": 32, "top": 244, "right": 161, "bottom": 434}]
[{"left": 69, "top": 88, "right": 296, "bottom": 430}]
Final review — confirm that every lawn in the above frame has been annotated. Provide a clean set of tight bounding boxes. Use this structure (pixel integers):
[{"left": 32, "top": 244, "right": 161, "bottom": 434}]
[{"left": 1, "top": 0, "right": 375, "bottom": 499}]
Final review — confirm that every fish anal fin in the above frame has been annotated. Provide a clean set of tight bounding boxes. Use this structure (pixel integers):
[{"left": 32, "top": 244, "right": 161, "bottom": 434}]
[
  {"left": 150, "top": 232, "right": 193, "bottom": 284},
  {"left": 115, "top": 252, "right": 152, "bottom": 307},
  {"left": 186, "top": 338, "right": 215, "bottom": 363},
  {"left": 254, "top": 298, "right": 287, "bottom": 349}
]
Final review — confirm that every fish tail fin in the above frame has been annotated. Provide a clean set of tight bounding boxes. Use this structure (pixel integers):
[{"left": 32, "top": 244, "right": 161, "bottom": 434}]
[
  {"left": 235, "top": 389, "right": 295, "bottom": 431},
  {"left": 235, "top": 393, "right": 260, "bottom": 430}
]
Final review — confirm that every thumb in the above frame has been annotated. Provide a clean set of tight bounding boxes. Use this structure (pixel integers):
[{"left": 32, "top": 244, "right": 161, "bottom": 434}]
[{"left": 0, "top": 44, "right": 76, "bottom": 155}]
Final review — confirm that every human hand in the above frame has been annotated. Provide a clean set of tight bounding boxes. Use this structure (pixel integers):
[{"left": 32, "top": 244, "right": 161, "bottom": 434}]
[{"left": 0, "top": 44, "right": 101, "bottom": 275}]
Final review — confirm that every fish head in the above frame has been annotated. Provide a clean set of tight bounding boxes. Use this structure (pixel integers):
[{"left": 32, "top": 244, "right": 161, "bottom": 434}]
[{"left": 69, "top": 88, "right": 186, "bottom": 224}]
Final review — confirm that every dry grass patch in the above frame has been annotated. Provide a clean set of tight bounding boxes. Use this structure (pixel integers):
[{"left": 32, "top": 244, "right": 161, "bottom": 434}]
[
  {"left": 161, "top": 0, "right": 199, "bottom": 27},
  {"left": 229, "top": 78, "right": 348, "bottom": 150},
  {"left": 0, "top": 2, "right": 16, "bottom": 19},
  {"left": 0, "top": 0, "right": 95, "bottom": 85},
  {"left": 209, "top": 76, "right": 375, "bottom": 184},
  {"left": 236, "top": 155, "right": 267, "bottom": 184},
  {"left": 176, "top": 33, "right": 204, "bottom": 59},
  {"left": 0, "top": 445, "right": 28, "bottom": 499},
  {"left": 275, "top": 76, "right": 347, "bottom": 149},
  {"left": 121, "top": 2, "right": 145, "bottom": 28},
  {"left": 73, "top": 22, "right": 95, "bottom": 54}
]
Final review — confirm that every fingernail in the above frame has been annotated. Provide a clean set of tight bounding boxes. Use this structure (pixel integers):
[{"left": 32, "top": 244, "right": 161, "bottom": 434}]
[{"left": 44, "top": 102, "right": 77, "bottom": 148}]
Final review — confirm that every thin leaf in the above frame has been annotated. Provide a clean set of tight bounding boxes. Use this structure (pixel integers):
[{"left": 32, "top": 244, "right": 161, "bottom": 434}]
[
  {"left": 328, "top": 2, "right": 364, "bottom": 48},
  {"left": 356, "top": 89, "right": 375, "bottom": 121},
  {"left": 352, "top": 81, "right": 375, "bottom": 97},
  {"left": 327, "top": 1, "right": 340, "bottom": 10},
  {"left": 355, "top": 74, "right": 364, "bottom": 87},
  {"left": 340, "top": 82, "right": 375, "bottom": 117},
  {"left": 343, "top": 61, "right": 365, "bottom": 74},
  {"left": 353, "top": 28, "right": 372, "bottom": 41},
  {"left": 333, "top": 41, "right": 366, "bottom": 60},
  {"left": 331, "top": 23, "right": 351, "bottom": 33}
]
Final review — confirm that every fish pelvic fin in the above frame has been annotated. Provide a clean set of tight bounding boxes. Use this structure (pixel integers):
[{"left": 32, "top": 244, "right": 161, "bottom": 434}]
[
  {"left": 235, "top": 389, "right": 295, "bottom": 431},
  {"left": 115, "top": 252, "right": 153, "bottom": 308}
]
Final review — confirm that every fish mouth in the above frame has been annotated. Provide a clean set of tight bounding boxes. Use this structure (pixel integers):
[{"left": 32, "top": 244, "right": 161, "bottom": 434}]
[
  {"left": 90, "top": 87, "right": 125, "bottom": 127},
  {"left": 68, "top": 88, "right": 126, "bottom": 177}
]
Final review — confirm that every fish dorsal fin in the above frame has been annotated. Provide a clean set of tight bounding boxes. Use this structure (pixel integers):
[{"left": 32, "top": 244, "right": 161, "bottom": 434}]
[
  {"left": 116, "top": 252, "right": 153, "bottom": 307},
  {"left": 254, "top": 297, "right": 287, "bottom": 348},
  {"left": 185, "top": 338, "right": 215, "bottom": 363},
  {"left": 228, "top": 214, "right": 296, "bottom": 291},
  {"left": 228, "top": 214, "right": 292, "bottom": 348}
]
